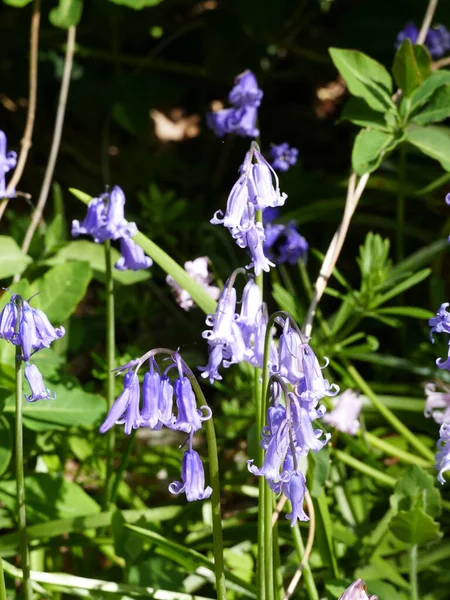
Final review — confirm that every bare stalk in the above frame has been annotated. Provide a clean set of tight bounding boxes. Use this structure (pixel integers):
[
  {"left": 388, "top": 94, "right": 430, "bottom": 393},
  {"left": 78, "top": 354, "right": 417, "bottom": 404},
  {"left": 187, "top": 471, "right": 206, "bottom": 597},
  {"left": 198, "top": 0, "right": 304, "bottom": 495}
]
[
  {"left": 417, "top": 0, "right": 439, "bottom": 45},
  {"left": 303, "top": 173, "right": 369, "bottom": 337},
  {"left": 0, "top": 0, "right": 40, "bottom": 223},
  {"left": 282, "top": 491, "right": 315, "bottom": 600},
  {"left": 17, "top": 26, "right": 76, "bottom": 266}
]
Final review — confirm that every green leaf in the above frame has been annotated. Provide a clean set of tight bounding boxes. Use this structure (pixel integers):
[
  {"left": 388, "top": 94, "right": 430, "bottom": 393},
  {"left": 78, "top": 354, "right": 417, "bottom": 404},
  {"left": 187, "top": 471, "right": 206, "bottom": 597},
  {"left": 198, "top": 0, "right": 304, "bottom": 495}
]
[
  {"left": 69, "top": 188, "right": 217, "bottom": 314},
  {"left": 125, "top": 524, "right": 257, "bottom": 598},
  {"left": 392, "top": 39, "right": 431, "bottom": 97},
  {"left": 4, "top": 384, "right": 106, "bottom": 431},
  {"left": 272, "top": 283, "right": 302, "bottom": 322},
  {"left": 0, "top": 418, "right": 12, "bottom": 477},
  {"left": 412, "top": 84, "right": 450, "bottom": 125},
  {"left": 48, "top": 240, "right": 150, "bottom": 286},
  {"left": 390, "top": 508, "right": 441, "bottom": 545},
  {"left": 107, "top": 0, "right": 164, "bottom": 7},
  {"left": 0, "top": 473, "right": 100, "bottom": 522},
  {"left": 372, "top": 268, "right": 430, "bottom": 307},
  {"left": 390, "top": 238, "right": 449, "bottom": 277},
  {"left": 308, "top": 490, "right": 339, "bottom": 577},
  {"left": 339, "top": 97, "right": 392, "bottom": 130},
  {"left": 376, "top": 306, "right": 434, "bottom": 319},
  {"left": 309, "top": 445, "right": 330, "bottom": 498},
  {"left": 3, "top": 0, "right": 33, "bottom": 5},
  {"left": 352, "top": 129, "right": 397, "bottom": 175},
  {"left": 329, "top": 48, "right": 394, "bottom": 112},
  {"left": 410, "top": 70, "right": 450, "bottom": 113},
  {"left": 391, "top": 465, "right": 441, "bottom": 519},
  {"left": 405, "top": 124, "right": 450, "bottom": 171},
  {"left": 0, "top": 236, "right": 32, "bottom": 280},
  {"left": 28, "top": 262, "right": 92, "bottom": 323},
  {"left": 49, "top": 0, "right": 82, "bottom": 28}
]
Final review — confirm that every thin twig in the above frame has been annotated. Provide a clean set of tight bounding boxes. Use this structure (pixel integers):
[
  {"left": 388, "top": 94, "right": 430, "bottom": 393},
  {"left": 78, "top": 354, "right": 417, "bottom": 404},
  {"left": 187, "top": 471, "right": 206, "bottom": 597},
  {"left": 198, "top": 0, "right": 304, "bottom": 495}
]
[
  {"left": 17, "top": 26, "right": 76, "bottom": 271},
  {"left": 282, "top": 491, "right": 315, "bottom": 600},
  {"left": 417, "top": 0, "right": 439, "bottom": 45},
  {"left": 432, "top": 56, "right": 450, "bottom": 70},
  {"left": 303, "top": 173, "right": 369, "bottom": 337},
  {"left": 0, "top": 0, "right": 40, "bottom": 223}
]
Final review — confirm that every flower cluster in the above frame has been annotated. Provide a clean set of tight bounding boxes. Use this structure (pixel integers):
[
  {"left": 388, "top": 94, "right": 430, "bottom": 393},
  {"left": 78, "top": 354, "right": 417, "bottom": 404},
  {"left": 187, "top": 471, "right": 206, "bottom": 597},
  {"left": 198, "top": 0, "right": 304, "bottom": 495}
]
[
  {"left": 269, "top": 143, "right": 298, "bottom": 173},
  {"left": 211, "top": 144, "right": 287, "bottom": 275},
  {"left": 0, "top": 130, "right": 17, "bottom": 198},
  {"left": 248, "top": 318, "right": 339, "bottom": 526},
  {"left": 429, "top": 303, "right": 450, "bottom": 369},
  {"left": 72, "top": 185, "right": 152, "bottom": 272},
  {"left": 0, "top": 294, "right": 65, "bottom": 402},
  {"left": 200, "top": 275, "right": 275, "bottom": 383},
  {"left": 395, "top": 22, "right": 450, "bottom": 58},
  {"left": 263, "top": 208, "right": 308, "bottom": 265},
  {"left": 207, "top": 70, "right": 262, "bottom": 138},
  {"left": 323, "top": 389, "right": 362, "bottom": 435},
  {"left": 166, "top": 256, "right": 220, "bottom": 311},
  {"left": 100, "top": 351, "right": 212, "bottom": 502},
  {"left": 338, "top": 579, "right": 378, "bottom": 600}
]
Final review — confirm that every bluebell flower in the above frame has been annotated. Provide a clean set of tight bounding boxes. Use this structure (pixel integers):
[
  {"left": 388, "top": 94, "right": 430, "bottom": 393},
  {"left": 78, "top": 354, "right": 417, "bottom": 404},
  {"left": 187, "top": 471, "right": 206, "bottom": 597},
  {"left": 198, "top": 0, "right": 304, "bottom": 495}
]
[
  {"left": 269, "top": 143, "right": 299, "bottom": 173},
  {"left": 238, "top": 278, "right": 262, "bottom": 342},
  {"left": 71, "top": 196, "right": 106, "bottom": 239},
  {"left": 323, "top": 389, "right": 362, "bottom": 435},
  {"left": 248, "top": 150, "right": 287, "bottom": 211},
  {"left": 248, "top": 418, "right": 291, "bottom": 481},
  {"left": 99, "top": 369, "right": 141, "bottom": 434},
  {"left": 0, "top": 300, "right": 18, "bottom": 342},
  {"left": 424, "top": 382, "right": 450, "bottom": 425},
  {"left": 282, "top": 471, "right": 309, "bottom": 525},
  {"left": 338, "top": 580, "right": 378, "bottom": 600},
  {"left": 436, "top": 423, "right": 450, "bottom": 484},
  {"left": 24, "top": 363, "right": 55, "bottom": 403},
  {"left": 141, "top": 358, "right": 164, "bottom": 429},
  {"left": 429, "top": 303, "right": 450, "bottom": 370},
  {"left": 241, "top": 222, "right": 275, "bottom": 276},
  {"left": 169, "top": 446, "right": 212, "bottom": 502},
  {"left": 207, "top": 70, "right": 262, "bottom": 138},
  {"left": 173, "top": 376, "right": 211, "bottom": 433},
  {"left": 198, "top": 344, "right": 225, "bottom": 384},
  {"left": 298, "top": 344, "right": 339, "bottom": 404},
  {"left": 277, "top": 319, "right": 304, "bottom": 384},
  {"left": 115, "top": 236, "right": 153, "bottom": 271},
  {"left": 264, "top": 221, "right": 308, "bottom": 265},
  {"left": 0, "top": 130, "right": 17, "bottom": 198},
  {"left": 202, "top": 284, "right": 237, "bottom": 345},
  {"left": 396, "top": 22, "right": 450, "bottom": 58},
  {"left": 291, "top": 397, "right": 330, "bottom": 454}
]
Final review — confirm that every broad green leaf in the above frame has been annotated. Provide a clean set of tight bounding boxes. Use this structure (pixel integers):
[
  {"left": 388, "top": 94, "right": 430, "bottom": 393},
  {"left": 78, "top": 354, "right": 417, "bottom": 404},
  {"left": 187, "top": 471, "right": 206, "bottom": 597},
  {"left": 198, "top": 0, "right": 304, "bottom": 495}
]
[
  {"left": 0, "top": 236, "right": 32, "bottom": 280},
  {"left": 339, "top": 97, "right": 392, "bottom": 130},
  {"left": 405, "top": 124, "right": 450, "bottom": 171},
  {"left": 49, "top": 0, "right": 82, "bottom": 28},
  {"left": 392, "top": 39, "right": 431, "bottom": 97},
  {"left": 0, "top": 473, "right": 100, "bottom": 522},
  {"left": 107, "top": 0, "right": 164, "bottom": 7},
  {"left": 3, "top": 0, "right": 32, "bottom": 5},
  {"left": 410, "top": 70, "right": 450, "bottom": 113},
  {"left": 329, "top": 48, "right": 394, "bottom": 112},
  {"left": 0, "top": 418, "right": 12, "bottom": 477},
  {"left": 309, "top": 445, "right": 330, "bottom": 498},
  {"left": 28, "top": 262, "right": 92, "bottom": 323},
  {"left": 352, "top": 129, "right": 396, "bottom": 175},
  {"left": 126, "top": 524, "right": 257, "bottom": 598},
  {"left": 70, "top": 188, "right": 217, "bottom": 314},
  {"left": 0, "top": 507, "right": 183, "bottom": 553},
  {"left": 391, "top": 465, "right": 441, "bottom": 519},
  {"left": 48, "top": 240, "right": 150, "bottom": 285},
  {"left": 372, "top": 268, "right": 430, "bottom": 307},
  {"left": 390, "top": 508, "right": 441, "bottom": 545},
  {"left": 376, "top": 306, "right": 434, "bottom": 319},
  {"left": 412, "top": 84, "right": 450, "bottom": 125},
  {"left": 4, "top": 384, "right": 106, "bottom": 431}
]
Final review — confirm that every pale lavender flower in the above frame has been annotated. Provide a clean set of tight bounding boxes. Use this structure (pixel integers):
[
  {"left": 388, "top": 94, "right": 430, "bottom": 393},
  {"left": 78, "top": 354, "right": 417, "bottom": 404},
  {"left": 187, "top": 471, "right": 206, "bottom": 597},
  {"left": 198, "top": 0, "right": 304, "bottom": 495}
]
[
  {"left": 436, "top": 422, "right": 450, "bottom": 484},
  {"left": 198, "top": 343, "right": 225, "bottom": 384},
  {"left": 277, "top": 319, "right": 303, "bottom": 384},
  {"left": 32, "top": 308, "right": 65, "bottom": 352},
  {"left": 291, "top": 398, "right": 331, "bottom": 454},
  {"left": 237, "top": 278, "right": 262, "bottom": 341},
  {"left": 242, "top": 221, "right": 275, "bottom": 276},
  {"left": 169, "top": 446, "right": 212, "bottom": 502},
  {"left": 166, "top": 256, "right": 220, "bottom": 311},
  {"left": 0, "top": 130, "right": 17, "bottom": 197},
  {"left": 0, "top": 300, "right": 18, "bottom": 342},
  {"left": 141, "top": 358, "right": 164, "bottom": 429},
  {"left": 248, "top": 419, "right": 291, "bottom": 481},
  {"left": 424, "top": 382, "right": 450, "bottom": 425},
  {"left": 72, "top": 196, "right": 106, "bottom": 239},
  {"left": 99, "top": 370, "right": 141, "bottom": 434},
  {"left": 173, "top": 356, "right": 212, "bottom": 433},
  {"left": 323, "top": 390, "right": 362, "bottom": 435},
  {"left": 429, "top": 303, "right": 450, "bottom": 370},
  {"left": 338, "top": 579, "right": 378, "bottom": 600},
  {"left": 248, "top": 151, "right": 287, "bottom": 210},
  {"left": 115, "top": 236, "right": 153, "bottom": 271},
  {"left": 282, "top": 471, "right": 309, "bottom": 525},
  {"left": 24, "top": 363, "right": 55, "bottom": 403},
  {"left": 202, "top": 285, "right": 237, "bottom": 345},
  {"left": 298, "top": 344, "right": 339, "bottom": 404},
  {"left": 269, "top": 143, "right": 299, "bottom": 173}
]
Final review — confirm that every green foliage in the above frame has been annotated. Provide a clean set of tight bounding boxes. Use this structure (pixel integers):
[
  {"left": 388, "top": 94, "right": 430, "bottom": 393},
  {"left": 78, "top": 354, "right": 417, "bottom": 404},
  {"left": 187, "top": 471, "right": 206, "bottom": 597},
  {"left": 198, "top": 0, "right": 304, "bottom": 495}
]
[
  {"left": 0, "top": 236, "right": 32, "bottom": 280},
  {"left": 107, "top": 0, "right": 165, "bottom": 8},
  {"left": 392, "top": 40, "right": 431, "bottom": 98},
  {"left": 49, "top": 0, "right": 83, "bottom": 28},
  {"left": 351, "top": 129, "right": 398, "bottom": 175}
]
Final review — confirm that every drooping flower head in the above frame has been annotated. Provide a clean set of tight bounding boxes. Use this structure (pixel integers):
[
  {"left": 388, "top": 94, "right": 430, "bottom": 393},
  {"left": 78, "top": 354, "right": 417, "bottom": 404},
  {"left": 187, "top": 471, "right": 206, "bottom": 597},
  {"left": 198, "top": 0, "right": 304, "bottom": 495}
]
[
  {"left": 169, "top": 442, "right": 212, "bottom": 502},
  {"left": 323, "top": 389, "right": 362, "bottom": 435},
  {"left": 338, "top": 579, "right": 378, "bottom": 600},
  {"left": 429, "top": 303, "right": 450, "bottom": 370},
  {"left": 115, "top": 236, "right": 153, "bottom": 271},
  {"left": 395, "top": 22, "right": 450, "bottom": 58},
  {"left": 166, "top": 256, "right": 220, "bottom": 311},
  {"left": 436, "top": 422, "right": 450, "bottom": 484},
  {"left": 269, "top": 143, "right": 299, "bottom": 173},
  {"left": 207, "top": 70, "right": 263, "bottom": 138},
  {"left": 24, "top": 363, "right": 56, "bottom": 403},
  {"left": 0, "top": 130, "right": 17, "bottom": 197},
  {"left": 424, "top": 382, "right": 450, "bottom": 425}
]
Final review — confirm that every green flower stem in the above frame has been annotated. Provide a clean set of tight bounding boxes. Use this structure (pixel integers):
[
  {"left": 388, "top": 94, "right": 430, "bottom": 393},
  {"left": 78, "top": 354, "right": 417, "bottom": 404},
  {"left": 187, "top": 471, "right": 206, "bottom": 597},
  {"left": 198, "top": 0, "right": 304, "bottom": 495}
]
[
  {"left": 0, "top": 559, "right": 6, "bottom": 600},
  {"left": 364, "top": 432, "right": 430, "bottom": 467},
  {"left": 188, "top": 377, "right": 226, "bottom": 600},
  {"left": 272, "top": 517, "right": 284, "bottom": 600},
  {"left": 264, "top": 480, "right": 274, "bottom": 600},
  {"left": 396, "top": 145, "right": 407, "bottom": 264},
  {"left": 344, "top": 361, "right": 435, "bottom": 462},
  {"left": 333, "top": 448, "right": 395, "bottom": 488},
  {"left": 290, "top": 521, "right": 319, "bottom": 600},
  {"left": 110, "top": 429, "right": 136, "bottom": 505},
  {"left": 255, "top": 370, "right": 266, "bottom": 600},
  {"left": 15, "top": 349, "right": 32, "bottom": 600},
  {"left": 103, "top": 239, "right": 116, "bottom": 510},
  {"left": 409, "top": 544, "right": 419, "bottom": 600}
]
